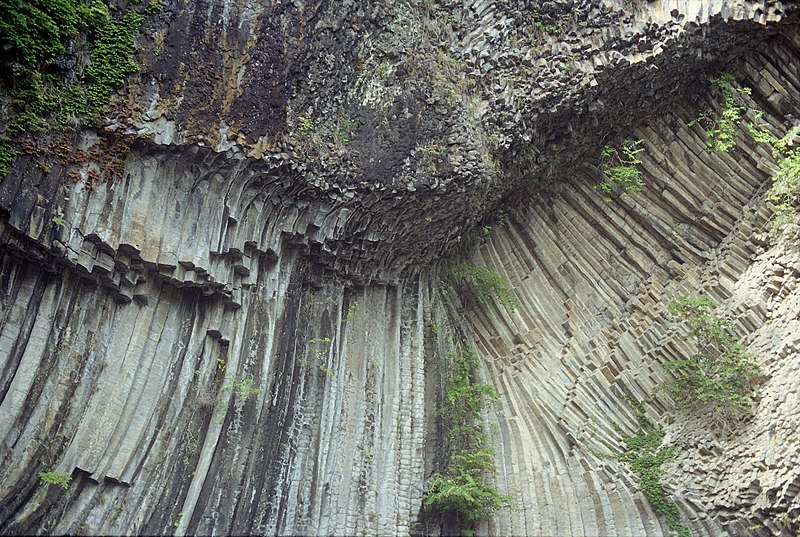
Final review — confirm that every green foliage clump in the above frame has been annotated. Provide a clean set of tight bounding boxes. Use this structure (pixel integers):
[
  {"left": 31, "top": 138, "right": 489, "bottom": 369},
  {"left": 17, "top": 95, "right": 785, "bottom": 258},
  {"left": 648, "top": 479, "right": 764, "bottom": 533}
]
[
  {"left": 295, "top": 114, "right": 354, "bottom": 156},
  {"left": 692, "top": 73, "right": 800, "bottom": 238},
  {"left": 423, "top": 349, "right": 512, "bottom": 524},
  {"left": 747, "top": 115, "right": 800, "bottom": 238},
  {"left": 596, "top": 139, "right": 645, "bottom": 202},
  {"left": 0, "top": 141, "right": 18, "bottom": 179},
  {"left": 0, "top": 0, "right": 159, "bottom": 180},
  {"left": 0, "top": 0, "right": 108, "bottom": 65},
  {"left": 223, "top": 376, "right": 259, "bottom": 400},
  {"left": 613, "top": 408, "right": 689, "bottom": 537},
  {"left": 665, "top": 296, "right": 761, "bottom": 427},
  {"left": 84, "top": 9, "right": 147, "bottom": 113},
  {"left": 38, "top": 470, "right": 72, "bottom": 489},
  {"left": 691, "top": 73, "right": 751, "bottom": 153},
  {"left": 445, "top": 262, "right": 518, "bottom": 310},
  {"left": 308, "top": 337, "right": 334, "bottom": 375}
]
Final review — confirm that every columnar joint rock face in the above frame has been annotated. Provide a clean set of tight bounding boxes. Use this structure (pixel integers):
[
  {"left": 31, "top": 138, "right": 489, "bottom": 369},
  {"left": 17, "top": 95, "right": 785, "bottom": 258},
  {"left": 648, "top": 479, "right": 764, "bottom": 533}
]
[
  {"left": 463, "top": 34, "right": 800, "bottom": 537},
  {"left": 0, "top": 1, "right": 799, "bottom": 536}
]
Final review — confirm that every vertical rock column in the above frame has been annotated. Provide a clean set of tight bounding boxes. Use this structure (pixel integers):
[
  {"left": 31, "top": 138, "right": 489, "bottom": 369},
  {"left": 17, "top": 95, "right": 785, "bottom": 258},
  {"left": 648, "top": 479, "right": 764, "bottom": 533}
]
[{"left": 456, "top": 35, "right": 800, "bottom": 537}]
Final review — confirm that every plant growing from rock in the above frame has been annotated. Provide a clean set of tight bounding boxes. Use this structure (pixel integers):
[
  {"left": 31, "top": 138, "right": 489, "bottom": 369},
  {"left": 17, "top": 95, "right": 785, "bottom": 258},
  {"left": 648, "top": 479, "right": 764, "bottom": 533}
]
[
  {"left": 747, "top": 113, "right": 800, "bottom": 238},
  {"left": 39, "top": 470, "right": 72, "bottom": 489},
  {"left": 664, "top": 296, "right": 762, "bottom": 429},
  {"left": 223, "top": 376, "right": 259, "bottom": 400},
  {"left": 444, "top": 262, "right": 517, "bottom": 310},
  {"left": 596, "top": 139, "right": 645, "bottom": 202},
  {"left": 308, "top": 337, "right": 334, "bottom": 375},
  {"left": 612, "top": 405, "right": 689, "bottom": 537},
  {"left": 690, "top": 73, "right": 751, "bottom": 153},
  {"left": 423, "top": 348, "right": 511, "bottom": 526}
]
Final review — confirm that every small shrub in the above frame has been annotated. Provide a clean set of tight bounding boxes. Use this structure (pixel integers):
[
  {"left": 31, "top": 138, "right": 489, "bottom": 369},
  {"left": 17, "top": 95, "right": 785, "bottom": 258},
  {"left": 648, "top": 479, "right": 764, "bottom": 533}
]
[
  {"left": 308, "top": 337, "right": 334, "bottom": 375},
  {"left": 222, "top": 376, "right": 259, "bottom": 399},
  {"left": 690, "top": 73, "right": 751, "bottom": 153},
  {"left": 664, "top": 296, "right": 761, "bottom": 428},
  {"left": 39, "top": 470, "right": 72, "bottom": 489},
  {"left": 344, "top": 301, "right": 361, "bottom": 322},
  {"left": 421, "top": 142, "right": 445, "bottom": 156},
  {"left": 596, "top": 139, "right": 645, "bottom": 202},
  {"left": 297, "top": 115, "right": 314, "bottom": 138},
  {"left": 332, "top": 116, "right": 354, "bottom": 146},
  {"left": 445, "top": 262, "right": 517, "bottom": 310}
]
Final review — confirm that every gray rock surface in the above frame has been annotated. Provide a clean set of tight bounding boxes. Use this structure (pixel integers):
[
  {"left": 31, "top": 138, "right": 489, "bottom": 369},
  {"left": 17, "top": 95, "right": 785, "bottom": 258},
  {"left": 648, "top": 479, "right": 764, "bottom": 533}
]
[{"left": 0, "top": 0, "right": 799, "bottom": 535}]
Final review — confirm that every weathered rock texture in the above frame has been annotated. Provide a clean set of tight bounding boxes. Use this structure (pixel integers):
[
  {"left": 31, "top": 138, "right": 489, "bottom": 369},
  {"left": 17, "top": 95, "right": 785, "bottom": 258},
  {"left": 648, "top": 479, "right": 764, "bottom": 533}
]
[{"left": 1, "top": 0, "right": 799, "bottom": 536}]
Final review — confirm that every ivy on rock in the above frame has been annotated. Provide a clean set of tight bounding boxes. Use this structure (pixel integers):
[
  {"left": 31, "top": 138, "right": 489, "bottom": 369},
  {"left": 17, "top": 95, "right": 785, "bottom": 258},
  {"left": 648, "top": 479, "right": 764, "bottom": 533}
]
[{"left": 0, "top": 0, "right": 161, "bottom": 179}]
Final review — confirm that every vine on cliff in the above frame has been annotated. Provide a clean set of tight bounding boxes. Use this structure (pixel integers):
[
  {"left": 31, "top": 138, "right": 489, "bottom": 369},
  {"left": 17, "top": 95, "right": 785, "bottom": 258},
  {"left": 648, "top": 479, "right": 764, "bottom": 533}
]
[
  {"left": 612, "top": 404, "right": 689, "bottom": 537},
  {"left": 0, "top": 0, "right": 161, "bottom": 180},
  {"left": 424, "top": 348, "right": 511, "bottom": 528},
  {"left": 747, "top": 114, "right": 800, "bottom": 238},
  {"left": 692, "top": 72, "right": 800, "bottom": 239}
]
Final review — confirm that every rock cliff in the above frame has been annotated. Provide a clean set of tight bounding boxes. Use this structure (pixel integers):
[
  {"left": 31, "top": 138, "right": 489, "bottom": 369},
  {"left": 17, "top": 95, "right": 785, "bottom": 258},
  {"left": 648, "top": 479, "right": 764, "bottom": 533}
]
[{"left": 1, "top": 0, "right": 799, "bottom": 535}]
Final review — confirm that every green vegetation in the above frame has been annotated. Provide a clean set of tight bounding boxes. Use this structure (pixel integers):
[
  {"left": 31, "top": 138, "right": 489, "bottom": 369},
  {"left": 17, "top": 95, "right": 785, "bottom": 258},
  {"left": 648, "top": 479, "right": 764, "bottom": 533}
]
[
  {"left": 297, "top": 115, "right": 315, "bottom": 138},
  {"left": 664, "top": 296, "right": 761, "bottom": 427},
  {"left": 84, "top": 8, "right": 148, "bottom": 113},
  {"left": 213, "top": 373, "right": 259, "bottom": 423},
  {"left": 308, "top": 337, "right": 334, "bottom": 375},
  {"left": 0, "top": 0, "right": 160, "bottom": 180},
  {"left": 0, "top": 0, "right": 106, "bottom": 65},
  {"left": 692, "top": 72, "right": 800, "bottom": 238},
  {"left": 691, "top": 74, "right": 751, "bottom": 153},
  {"left": 612, "top": 406, "right": 689, "bottom": 537},
  {"left": 344, "top": 301, "right": 362, "bottom": 323},
  {"left": 223, "top": 376, "right": 259, "bottom": 400},
  {"left": 0, "top": 143, "right": 18, "bottom": 179},
  {"left": 424, "top": 348, "right": 512, "bottom": 525},
  {"left": 295, "top": 114, "right": 354, "bottom": 155},
  {"left": 444, "top": 262, "right": 518, "bottom": 310},
  {"left": 38, "top": 470, "right": 72, "bottom": 489},
  {"left": 747, "top": 114, "right": 800, "bottom": 237},
  {"left": 421, "top": 142, "right": 445, "bottom": 156},
  {"left": 596, "top": 139, "right": 645, "bottom": 202}
]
